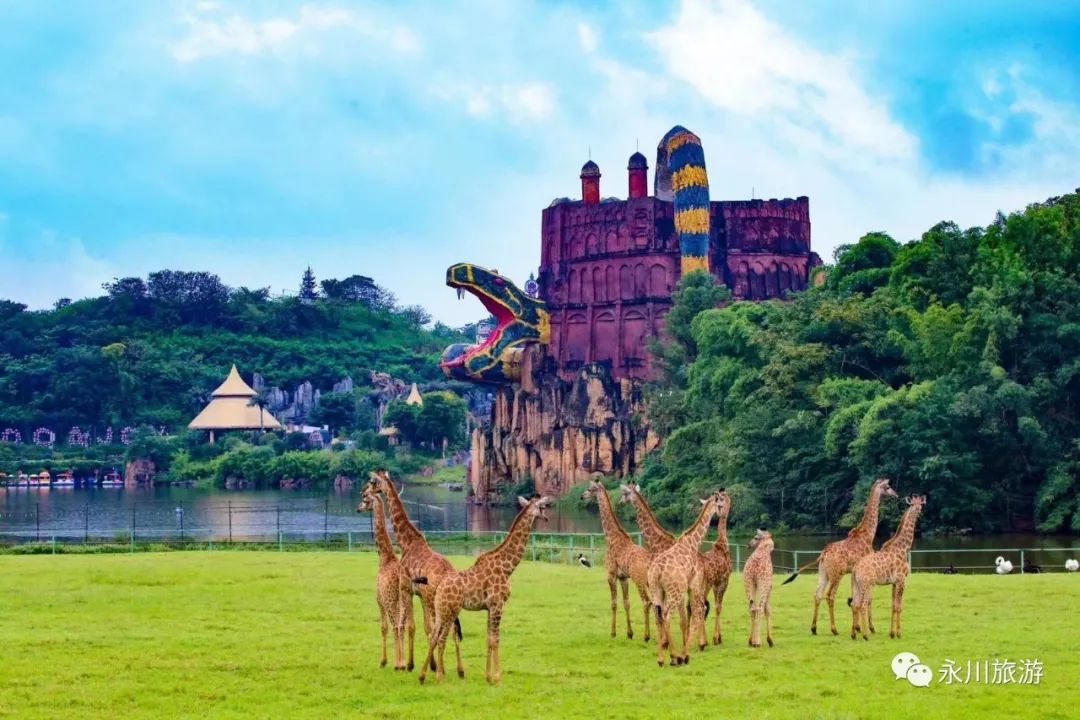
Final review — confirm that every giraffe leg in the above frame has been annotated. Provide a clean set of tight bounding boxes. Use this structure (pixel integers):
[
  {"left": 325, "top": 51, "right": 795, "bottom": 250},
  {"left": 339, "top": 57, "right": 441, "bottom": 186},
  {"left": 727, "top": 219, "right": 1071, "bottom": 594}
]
[
  {"left": 712, "top": 579, "right": 727, "bottom": 645},
  {"left": 825, "top": 576, "right": 841, "bottom": 635},
  {"left": 811, "top": 570, "right": 828, "bottom": 635},
  {"left": 418, "top": 618, "right": 445, "bottom": 685},
  {"left": 422, "top": 596, "right": 439, "bottom": 672},
  {"left": 607, "top": 575, "right": 618, "bottom": 638},
  {"left": 436, "top": 619, "right": 449, "bottom": 682},
  {"left": 674, "top": 593, "right": 689, "bottom": 665},
  {"left": 638, "top": 585, "right": 652, "bottom": 643},
  {"left": 486, "top": 607, "right": 503, "bottom": 684},
  {"left": 891, "top": 579, "right": 906, "bottom": 639},
  {"left": 765, "top": 598, "right": 774, "bottom": 647},
  {"left": 620, "top": 577, "right": 634, "bottom": 639},
  {"left": 655, "top": 599, "right": 669, "bottom": 667},
  {"left": 404, "top": 597, "right": 416, "bottom": 671},
  {"left": 748, "top": 602, "right": 759, "bottom": 647},
  {"left": 379, "top": 604, "right": 389, "bottom": 668},
  {"left": 392, "top": 600, "right": 406, "bottom": 670},
  {"left": 859, "top": 574, "right": 876, "bottom": 634}
]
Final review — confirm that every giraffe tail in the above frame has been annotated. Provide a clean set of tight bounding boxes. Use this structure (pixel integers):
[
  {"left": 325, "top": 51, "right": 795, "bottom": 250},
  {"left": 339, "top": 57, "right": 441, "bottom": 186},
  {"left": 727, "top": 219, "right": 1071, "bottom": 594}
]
[
  {"left": 847, "top": 597, "right": 853, "bottom": 607},
  {"left": 454, "top": 618, "right": 463, "bottom": 641},
  {"left": 412, "top": 576, "right": 429, "bottom": 585},
  {"left": 781, "top": 555, "right": 821, "bottom": 585}
]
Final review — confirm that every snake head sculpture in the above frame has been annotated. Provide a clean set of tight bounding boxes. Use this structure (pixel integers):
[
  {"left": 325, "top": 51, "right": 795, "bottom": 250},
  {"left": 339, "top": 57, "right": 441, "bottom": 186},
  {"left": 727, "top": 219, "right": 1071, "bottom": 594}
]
[{"left": 440, "top": 263, "right": 549, "bottom": 383}]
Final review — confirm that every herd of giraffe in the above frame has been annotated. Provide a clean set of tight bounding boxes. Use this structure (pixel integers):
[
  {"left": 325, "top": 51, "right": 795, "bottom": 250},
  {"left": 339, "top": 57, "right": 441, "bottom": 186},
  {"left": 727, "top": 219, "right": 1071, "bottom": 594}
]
[{"left": 357, "top": 470, "right": 927, "bottom": 684}]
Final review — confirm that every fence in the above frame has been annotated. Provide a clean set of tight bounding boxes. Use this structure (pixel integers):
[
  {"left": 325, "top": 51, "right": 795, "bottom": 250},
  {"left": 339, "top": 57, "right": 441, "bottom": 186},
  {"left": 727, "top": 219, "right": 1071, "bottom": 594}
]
[{"left": 0, "top": 524, "right": 1075, "bottom": 574}]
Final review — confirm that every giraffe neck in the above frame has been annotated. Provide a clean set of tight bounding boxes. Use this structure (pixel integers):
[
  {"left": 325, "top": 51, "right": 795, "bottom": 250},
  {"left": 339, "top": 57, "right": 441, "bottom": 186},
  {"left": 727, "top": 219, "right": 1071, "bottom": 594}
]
[
  {"left": 630, "top": 490, "right": 675, "bottom": 550},
  {"left": 369, "top": 495, "right": 396, "bottom": 565},
  {"left": 480, "top": 505, "right": 539, "bottom": 573},
  {"left": 595, "top": 488, "right": 632, "bottom": 544},
  {"left": 882, "top": 505, "right": 922, "bottom": 555},
  {"left": 850, "top": 483, "right": 884, "bottom": 540},
  {"left": 678, "top": 499, "right": 717, "bottom": 551},
  {"left": 712, "top": 499, "right": 731, "bottom": 551},
  {"left": 379, "top": 478, "right": 425, "bottom": 550}
]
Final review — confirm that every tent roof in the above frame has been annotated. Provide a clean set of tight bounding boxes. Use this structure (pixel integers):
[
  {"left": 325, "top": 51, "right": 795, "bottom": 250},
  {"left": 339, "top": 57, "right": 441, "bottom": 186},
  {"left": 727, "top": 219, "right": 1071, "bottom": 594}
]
[
  {"left": 211, "top": 365, "right": 258, "bottom": 398},
  {"left": 189, "top": 396, "right": 281, "bottom": 430}
]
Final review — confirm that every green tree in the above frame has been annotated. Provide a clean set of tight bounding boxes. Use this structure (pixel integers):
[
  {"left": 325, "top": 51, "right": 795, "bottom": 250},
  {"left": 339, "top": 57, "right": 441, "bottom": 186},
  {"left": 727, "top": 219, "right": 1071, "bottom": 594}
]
[
  {"left": 309, "top": 392, "right": 358, "bottom": 435},
  {"left": 299, "top": 266, "right": 319, "bottom": 301}
]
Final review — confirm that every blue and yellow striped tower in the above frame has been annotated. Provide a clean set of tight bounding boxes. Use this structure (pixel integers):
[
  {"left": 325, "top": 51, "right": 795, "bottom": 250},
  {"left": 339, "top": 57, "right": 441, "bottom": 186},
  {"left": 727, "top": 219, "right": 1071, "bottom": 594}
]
[{"left": 664, "top": 126, "right": 711, "bottom": 275}]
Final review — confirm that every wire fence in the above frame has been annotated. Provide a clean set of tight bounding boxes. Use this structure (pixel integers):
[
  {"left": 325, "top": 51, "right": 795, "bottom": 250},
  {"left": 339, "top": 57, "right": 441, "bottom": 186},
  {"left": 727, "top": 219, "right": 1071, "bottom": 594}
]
[{"left": 0, "top": 524, "right": 1075, "bottom": 575}]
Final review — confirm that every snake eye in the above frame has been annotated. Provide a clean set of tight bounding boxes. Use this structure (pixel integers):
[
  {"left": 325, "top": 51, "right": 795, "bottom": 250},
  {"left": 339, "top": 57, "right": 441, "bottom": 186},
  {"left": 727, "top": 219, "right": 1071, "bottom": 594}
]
[{"left": 493, "top": 277, "right": 505, "bottom": 286}]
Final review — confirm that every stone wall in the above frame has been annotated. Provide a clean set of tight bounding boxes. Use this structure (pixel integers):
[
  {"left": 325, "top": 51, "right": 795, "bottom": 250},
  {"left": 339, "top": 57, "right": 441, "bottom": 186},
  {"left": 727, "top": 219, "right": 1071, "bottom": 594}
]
[{"left": 468, "top": 345, "right": 660, "bottom": 500}]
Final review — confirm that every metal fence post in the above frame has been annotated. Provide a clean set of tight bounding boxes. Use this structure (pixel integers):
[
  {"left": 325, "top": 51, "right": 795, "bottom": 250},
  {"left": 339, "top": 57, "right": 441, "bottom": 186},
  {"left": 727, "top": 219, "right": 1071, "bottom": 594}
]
[
  {"left": 36, "top": 502, "right": 40, "bottom": 542},
  {"left": 84, "top": 503, "right": 89, "bottom": 543},
  {"left": 278, "top": 531, "right": 283, "bottom": 552},
  {"left": 348, "top": 532, "right": 353, "bottom": 552},
  {"left": 530, "top": 533, "right": 536, "bottom": 561},
  {"left": 228, "top": 501, "right": 233, "bottom": 544},
  {"left": 52, "top": 535, "right": 56, "bottom": 555},
  {"left": 324, "top": 496, "right": 329, "bottom": 542},
  {"left": 735, "top": 544, "right": 741, "bottom": 571},
  {"left": 1020, "top": 549, "right": 1025, "bottom": 574},
  {"left": 792, "top": 550, "right": 799, "bottom": 575}
]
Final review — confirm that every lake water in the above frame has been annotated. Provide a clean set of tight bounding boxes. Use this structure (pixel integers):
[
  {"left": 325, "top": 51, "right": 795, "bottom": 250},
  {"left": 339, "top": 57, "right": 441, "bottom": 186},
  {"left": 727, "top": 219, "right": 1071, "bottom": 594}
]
[{"left": 2, "top": 485, "right": 1077, "bottom": 572}]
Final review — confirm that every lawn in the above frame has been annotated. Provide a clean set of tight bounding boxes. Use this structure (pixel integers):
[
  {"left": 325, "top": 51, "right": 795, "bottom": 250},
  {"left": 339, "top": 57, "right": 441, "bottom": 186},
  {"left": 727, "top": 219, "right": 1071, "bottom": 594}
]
[{"left": 0, "top": 552, "right": 1074, "bottom": 719}]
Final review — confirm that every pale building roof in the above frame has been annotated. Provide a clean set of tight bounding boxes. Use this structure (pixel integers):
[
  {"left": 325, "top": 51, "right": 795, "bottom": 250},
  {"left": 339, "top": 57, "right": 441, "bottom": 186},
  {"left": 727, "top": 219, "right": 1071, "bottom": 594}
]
[
  {"left": 188, "top": 366, "right": 282, "bottom": 430},
  {"left": 406, "top": 382, "right": 423, "bottom": 406}
]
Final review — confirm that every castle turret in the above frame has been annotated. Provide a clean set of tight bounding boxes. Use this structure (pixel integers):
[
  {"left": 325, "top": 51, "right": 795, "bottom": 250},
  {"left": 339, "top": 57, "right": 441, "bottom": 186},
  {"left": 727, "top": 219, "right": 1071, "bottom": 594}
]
[
  {"left": 627, "top": 151, "right": 648, "bottom": 199},
  {"left": 580, "top": 160, "right": 601, "bottom": 206}
]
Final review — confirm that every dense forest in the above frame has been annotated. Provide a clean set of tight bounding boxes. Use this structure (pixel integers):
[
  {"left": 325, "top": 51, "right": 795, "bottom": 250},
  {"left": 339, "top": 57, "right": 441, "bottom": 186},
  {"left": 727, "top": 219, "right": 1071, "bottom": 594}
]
[
  {"left": 641, "top": 190, "right": 1080, "bottom": 534},
  {"left": 0, "top": 269, "right": 471, "bottom": 431}
]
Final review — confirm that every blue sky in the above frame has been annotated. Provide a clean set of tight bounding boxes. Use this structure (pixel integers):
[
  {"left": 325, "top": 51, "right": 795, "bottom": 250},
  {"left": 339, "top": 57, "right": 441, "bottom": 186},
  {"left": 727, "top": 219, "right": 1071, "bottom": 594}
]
[{"left": 1, "top": 0, "right": 1078, "bottom": 326}]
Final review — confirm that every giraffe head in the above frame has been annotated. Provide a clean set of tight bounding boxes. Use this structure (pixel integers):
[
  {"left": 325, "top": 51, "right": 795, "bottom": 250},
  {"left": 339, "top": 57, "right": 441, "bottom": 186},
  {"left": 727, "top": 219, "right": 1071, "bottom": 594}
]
[
  {"left": 582, "top": 480, "right": 608, "bottom": 505},
  {"left": 748, "top": 526, "right": 772, "bottom": 550},
  {"left": 875, "top": 477, "right": 899, "bottom": 499},
  {"left": 368, "top": 469, "right": 397, "bottom": 494},
  {"left": 700, "top": 489, "right": 725, "bottom": 522},
  {"left": 356, "top": 480, "right": 380, "bottom": 513},
  {"left": 617, "top": 482, "right": 641, "bottom": 505},
  {"left": 517, "top": 495, "right": 554, "bottom": 524},
  {"left": 906, "top": 495, "right": 927, "bottom": 512}
]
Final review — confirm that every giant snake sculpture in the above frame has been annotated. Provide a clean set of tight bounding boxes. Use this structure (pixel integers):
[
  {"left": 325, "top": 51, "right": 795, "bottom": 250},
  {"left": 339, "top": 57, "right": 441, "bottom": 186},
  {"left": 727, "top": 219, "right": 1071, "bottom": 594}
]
[{"left": 441, "top": 126, "right": 711, "bottom": 384}]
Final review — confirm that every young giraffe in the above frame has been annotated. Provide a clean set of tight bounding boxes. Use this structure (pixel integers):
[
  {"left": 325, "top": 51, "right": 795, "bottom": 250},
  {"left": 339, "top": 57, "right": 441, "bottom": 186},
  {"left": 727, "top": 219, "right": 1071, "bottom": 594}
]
[
  {"left": 647, "top": 491, "right": 723, "bottom": 667},
  {"left": 849, "top": 495, "right": 927, "bottom": 641},
  {"left": 743, "top": 527, "right": 775, "bottom": 648},
  {"left": 782, "top": 477, "right": 898, "bottom": 635},
  {"left": 372, "top": 470, "right": 460, "bottom": 673},
  {"left": 585, "top": 481, "right": 654, "bottom": 642},
  {"left": 356, "top": 482, "right": 405, "bottom": 669},
  {"left": 418, "top": 495, "right": 553, "bottom": 685},
  {"left": 620, "top": 483, "right": 727, "bottom": 649},
  {"left": 696, "top": 489, "right": 733, "bottom": 646}
]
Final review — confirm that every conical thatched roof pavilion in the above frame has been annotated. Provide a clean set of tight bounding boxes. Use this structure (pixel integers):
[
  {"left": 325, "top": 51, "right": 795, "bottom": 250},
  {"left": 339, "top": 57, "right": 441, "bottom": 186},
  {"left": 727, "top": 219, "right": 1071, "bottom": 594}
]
[{"left": 189, "top": 365, "right": 280, "bottom": 442}]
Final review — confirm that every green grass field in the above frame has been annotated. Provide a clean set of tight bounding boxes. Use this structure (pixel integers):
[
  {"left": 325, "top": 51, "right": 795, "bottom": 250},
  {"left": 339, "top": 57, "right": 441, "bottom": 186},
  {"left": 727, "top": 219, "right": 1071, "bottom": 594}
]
[{"left": 0, "top": 552, "right": 1074, "bottom": 719}]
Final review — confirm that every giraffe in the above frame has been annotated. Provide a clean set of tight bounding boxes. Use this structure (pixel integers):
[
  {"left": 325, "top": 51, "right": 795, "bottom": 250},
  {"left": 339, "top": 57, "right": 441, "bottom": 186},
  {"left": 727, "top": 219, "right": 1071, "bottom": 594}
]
[
  {"left": 849, "top": 495, "right": 927, "bottom": 641},
  {"left": 585, "top": 481, "right": 655, "bottom": 642},
  {"left": 743, "top": 527, "right": 775, "bottom": 648},
  {"left": 621, "top": 483, "right": 731, "bottom": 648},
  {"left": 356, "top": 482, "right": 405, "bottom": 669},
  {"left": 696, "top": 489, "right": 733, "bottom": 646},
  {"left": 371, "top": 469, "right": 460, "bottom": 673},
  {"left": 647, "top": 491, "right": 723, "bottom": 667},
  {"left": 418, "top": 495, "right": 553, "bottom": 684},
  {"left": 782, "top": 477, "right": 898, "bottom": 635}
]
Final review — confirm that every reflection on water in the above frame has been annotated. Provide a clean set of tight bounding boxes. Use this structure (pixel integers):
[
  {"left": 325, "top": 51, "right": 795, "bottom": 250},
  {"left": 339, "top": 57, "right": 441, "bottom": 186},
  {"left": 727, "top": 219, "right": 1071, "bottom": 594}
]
[{"left": 1, "top": 485, "right": 1077, "bottom": 570}]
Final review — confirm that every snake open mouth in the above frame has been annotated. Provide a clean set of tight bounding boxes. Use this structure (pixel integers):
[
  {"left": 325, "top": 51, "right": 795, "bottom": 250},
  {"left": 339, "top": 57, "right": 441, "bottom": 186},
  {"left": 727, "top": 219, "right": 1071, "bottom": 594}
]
[{"left": 440, "top": 264, "right": 549, "bottom": 384}]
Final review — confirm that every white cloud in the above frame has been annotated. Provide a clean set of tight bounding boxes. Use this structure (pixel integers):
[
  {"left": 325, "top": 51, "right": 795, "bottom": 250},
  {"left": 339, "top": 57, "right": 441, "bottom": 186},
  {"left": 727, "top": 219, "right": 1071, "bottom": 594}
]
[
  {"left": 648, "top": 0, "right": 916, "bottom": 163},
  {"left": 577, "top": 22, "right": 597, "bottom": 54},
  {"left": 435, "top": 82, "right": 557, "bottom": 123},
  {"left": 171, "top": 4, "right": 420, "bottom": 63},
  {"left": 0, "top": 233, "right": 115, "bottom": 307}
]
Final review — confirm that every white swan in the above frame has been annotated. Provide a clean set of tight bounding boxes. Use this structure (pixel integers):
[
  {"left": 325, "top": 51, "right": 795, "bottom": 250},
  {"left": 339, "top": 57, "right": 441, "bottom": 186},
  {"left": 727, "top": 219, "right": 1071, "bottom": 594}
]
[
  {"left": 995, "top": 556, "right": 1014, "bottom": 575},
  {"left": 1066, "top": 558, "right": 1079, "bottom": 572}
]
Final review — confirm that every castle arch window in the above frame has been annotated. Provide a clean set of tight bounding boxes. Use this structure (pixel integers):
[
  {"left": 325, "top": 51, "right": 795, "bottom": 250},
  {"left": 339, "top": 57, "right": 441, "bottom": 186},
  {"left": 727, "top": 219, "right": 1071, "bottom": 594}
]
[
  {"left": 605, "top": 266, "right": 616, "bottom": 301},
  {"left": 765, "top": 263, "right": 779, "bottom": 297},
  {"left": 568, "top": 269, "right": 579, "bottom": 303},
  {"left": 779, "top": 263, "right": 791, "bottom": 293},
  {"left": 634, "top": 263, "right": 648, "bottom": 296},
  {"left": 592, "top": 267, "right": 604, "bottom": 302},
  {"left": 605, "top": 230, "right": 618, "bottom": 254},
  {"left": 620, "top": 265, "right": 632, "bottom": 300},
  {"left": 581, "top": 269, "right": 592, "bottom": 303},
  {"left": 586, "top": 233, "right": 601, "bottom": 256},
  {"left": 649, "top": 263, "right": 668, "bottom": 297},
  {"left": 570, "top": 234, "right": 585, "bottom": 258}
]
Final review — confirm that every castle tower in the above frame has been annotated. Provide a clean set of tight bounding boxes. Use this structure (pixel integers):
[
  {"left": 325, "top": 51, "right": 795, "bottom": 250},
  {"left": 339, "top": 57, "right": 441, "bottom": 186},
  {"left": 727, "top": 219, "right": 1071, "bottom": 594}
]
[
  {"left": 628, "top": 151, "right": 648, "bottom": 199},
  {"left": 580, "top": 160, "right": 601, "bottom": 206}
]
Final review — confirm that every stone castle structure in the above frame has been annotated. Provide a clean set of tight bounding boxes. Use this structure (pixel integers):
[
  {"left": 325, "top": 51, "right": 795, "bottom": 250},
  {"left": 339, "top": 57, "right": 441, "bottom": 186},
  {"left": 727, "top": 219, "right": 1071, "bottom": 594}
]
[{"left": 454, "top": 127, "right": 820, "bottom": 499}]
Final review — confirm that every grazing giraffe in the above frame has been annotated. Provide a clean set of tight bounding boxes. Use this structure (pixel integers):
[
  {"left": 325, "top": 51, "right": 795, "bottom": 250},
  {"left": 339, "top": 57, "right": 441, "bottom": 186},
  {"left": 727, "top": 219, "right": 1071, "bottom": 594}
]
[
  {"left": 357, "top": 482, "right": 405, "bottom": 669},
  {"left": 619, "top": 483, "right": 676, "bottom": 553},
  {"left": 418, "top": 495, "right": 553, "bottom": 685},
  {"left": 647, "top": 491, "right": 723, "bottom": 667},
  {"left": 782, "top": 477, "right": 898, "bottom": 635},
  {"left": 743, "top": 527, "right": 775, "bottom": 648},
  {"left": 850, "top": 495, "right": 927, "bottom": 641},
  {"left": 585, "top": 481, "right": 654, "bottom": 641},
  {"left": 371, "top": 470, "right": 460, "bottom": 673}
]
